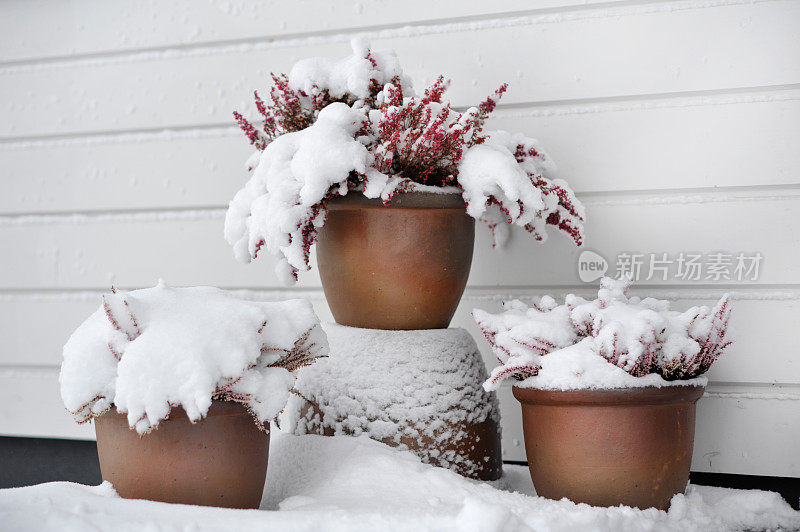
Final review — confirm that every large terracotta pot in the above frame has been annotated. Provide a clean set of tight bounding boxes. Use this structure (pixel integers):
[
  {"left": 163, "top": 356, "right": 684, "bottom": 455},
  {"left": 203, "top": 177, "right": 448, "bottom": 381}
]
[
  {"left": 316, "top": 192, "right": 474, "bottom": 330},
  {"left": 95, "top": 400, "right": 269, "bottom": 508},
  {"left": 513, "top": 385, "right": 705, "bottom": 510}
]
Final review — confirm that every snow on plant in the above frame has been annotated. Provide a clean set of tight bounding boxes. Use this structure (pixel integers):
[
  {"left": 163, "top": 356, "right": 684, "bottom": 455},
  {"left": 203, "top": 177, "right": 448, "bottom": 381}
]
[
  {"left": 60, "top": 282, "right": 328, "bottom": 434},
  {"left": 475, "top": 277, "right": 731, "bottom": 391},
  {"left": 368, "top": 76, "right": 488, "bottom": 189},
  {"left": 225, "top": 103, "right": 377, "bottom": 284},
  {"left": 233, "top": 37, "right": 411, "bottom": 155},
  {"left": 226, "top": 38, "right": 585, "bottom": 285},
  {"left": 459, "top": 131, "right": 584, "bottom": 247}
]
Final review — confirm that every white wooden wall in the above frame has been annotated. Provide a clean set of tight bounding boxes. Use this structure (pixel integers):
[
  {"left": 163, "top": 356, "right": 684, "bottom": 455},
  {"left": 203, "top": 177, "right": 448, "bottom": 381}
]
[{"left": 1, "top": 0, "right": 798, "bottom": 478}]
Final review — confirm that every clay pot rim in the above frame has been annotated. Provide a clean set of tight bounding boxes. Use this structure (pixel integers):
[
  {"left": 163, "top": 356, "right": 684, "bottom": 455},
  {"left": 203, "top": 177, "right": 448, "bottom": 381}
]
[
  {"left": 326, "top": 190, "right": 467, "bottom": 210},
  {"left": 107, "top": 399, "right": 259, "bottom": 425},
  {"left": 512, "top": 384, "right": 705, "bottom": 406},
  {"left": 323, "top": 321, "right": 470, "bottom": 334}
]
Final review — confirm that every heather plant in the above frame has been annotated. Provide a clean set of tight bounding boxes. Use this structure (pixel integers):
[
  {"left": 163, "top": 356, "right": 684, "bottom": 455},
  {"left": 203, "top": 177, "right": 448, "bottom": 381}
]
[
  {"left": 234, "top": 72, "right": 396, "bottom": 152},
  {"left": 225, "top": 39, "right": 585, "bottom": 285},
  {"left": 367, "top": 76, "right": 501, "bottom": 187},
  {"left": 233, "top": 39, "right": 409, "bottom": 153},
  {"left": 475, "top": 277, "right": 732, "bottom": 390}
]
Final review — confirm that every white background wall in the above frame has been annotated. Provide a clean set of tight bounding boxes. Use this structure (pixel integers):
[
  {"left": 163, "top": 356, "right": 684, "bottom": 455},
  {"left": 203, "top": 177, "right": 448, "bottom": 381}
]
[{"left": 1, "top": 0, "right": 798, "bottom": 477}]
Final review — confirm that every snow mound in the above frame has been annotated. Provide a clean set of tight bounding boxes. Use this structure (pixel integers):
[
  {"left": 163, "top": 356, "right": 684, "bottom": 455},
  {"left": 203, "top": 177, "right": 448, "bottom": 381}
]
[
  {"left": 60, "top": 282, "right": 328, "bottom": 433},
  {"left": 477, "top": 277, "right": 730, "bottom": 391},
  {"left": 2, "top": 432, "right": 798, "bottom": 531},
  {"left": 282, "top": 324, "right": 502, "bottom": 479},
  {"left": 515, "top": 337, "right": 708, "bottom": 391}
]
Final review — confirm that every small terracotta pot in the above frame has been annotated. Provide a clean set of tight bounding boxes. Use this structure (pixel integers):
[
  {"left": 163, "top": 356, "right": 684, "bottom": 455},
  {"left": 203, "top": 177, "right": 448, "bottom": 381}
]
[
  {"left": 316, "top": 192, "right": 474, "bottom": 330},
  {"left": 95, "top": 400, "right": 269, "bottom": 508},
  {"left": 513, "top": 385, "right": 705, "bottom": 510}
]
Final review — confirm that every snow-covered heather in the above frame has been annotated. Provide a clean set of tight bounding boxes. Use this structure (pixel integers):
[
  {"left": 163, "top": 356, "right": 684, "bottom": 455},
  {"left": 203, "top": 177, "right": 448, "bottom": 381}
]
[
  {"left": 288, "top": 37, "right": 413, "bottom": 103},
  {"left": 59, "top": 282, "right": 327, "bottom": 433},
  {"left": 477, "top": 277, "right": 730, "bottom": 391},
  {"left": 226, "top": 39, "right": 584, "bottom": 285},
  {"left": 282, "top": 324, "right": 499, "bottom": 478},
  {"left": 2, "top": 431, "right": 797, "bottom": 532},
  {"left": 458, "top": 130, "right": 585, "bottom": 245},
  {"left": 225, "top": 103, "right": 376, "bottom": 284}
]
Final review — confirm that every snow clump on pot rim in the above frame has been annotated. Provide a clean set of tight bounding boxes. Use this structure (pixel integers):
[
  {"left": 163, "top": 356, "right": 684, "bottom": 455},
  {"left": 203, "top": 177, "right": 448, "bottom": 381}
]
[
  {"left": 476, "top": 277, "right": 731, "bottom": 391},
  {"left": 60, "top": 281, "right": 328, "bottom": 434},
  {"left": 225, "top": 38, "right": 585, "bottom": 285}
]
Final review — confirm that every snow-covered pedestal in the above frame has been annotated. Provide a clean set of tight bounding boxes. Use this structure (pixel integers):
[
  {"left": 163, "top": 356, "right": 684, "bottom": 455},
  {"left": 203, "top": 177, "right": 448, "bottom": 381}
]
[{"left": 283, "top": 324, "right": 503, "bottom": 480}]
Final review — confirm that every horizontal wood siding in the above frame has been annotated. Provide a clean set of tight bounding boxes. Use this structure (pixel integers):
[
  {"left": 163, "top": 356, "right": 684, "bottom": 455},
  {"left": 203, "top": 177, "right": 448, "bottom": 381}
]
[{"left": 0, "top": 0, "right": 797, "bottom": 477}]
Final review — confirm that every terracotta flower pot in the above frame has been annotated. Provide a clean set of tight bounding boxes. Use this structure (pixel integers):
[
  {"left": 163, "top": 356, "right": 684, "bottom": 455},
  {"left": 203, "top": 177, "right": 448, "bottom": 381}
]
[
  {"left": 316, "top": 192, "right": 474, "bottom": 330},
  {"left": 95, "top": 400, "right": 269, "bottom": 508},
  {"left": 513, "top": 385, "right": 705, "bottom": 510}
]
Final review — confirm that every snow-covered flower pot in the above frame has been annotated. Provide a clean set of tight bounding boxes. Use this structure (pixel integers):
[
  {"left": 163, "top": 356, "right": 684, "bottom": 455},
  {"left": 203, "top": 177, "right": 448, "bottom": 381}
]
[
  {"left": 224, "top": 40, "right": 584, "bottom": 326},
  {"left": 317, "top": 192, "right": 474, "bottom": 329},
  {"left": 60, "top": 283, "right": 328, "bottom": 508},
  {"left": 283, "top": 324, "right": 503, "bottom": 480},
  {"left": 476, "top": 277, "right": 732, "bottom": 510}
]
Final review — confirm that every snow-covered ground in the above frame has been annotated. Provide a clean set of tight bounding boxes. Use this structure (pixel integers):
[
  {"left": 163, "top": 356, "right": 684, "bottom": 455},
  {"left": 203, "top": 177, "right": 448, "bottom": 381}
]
[{"left": 2, "top": 430, "right": 797, "bottom": 531}]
